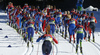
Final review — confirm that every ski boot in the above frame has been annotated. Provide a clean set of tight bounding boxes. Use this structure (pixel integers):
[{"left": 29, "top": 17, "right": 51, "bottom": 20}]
[
  {"left": 24, "top": 37, "right": 27, "bottom": 42},
  {"left": 69, "top": 38, "right": 71, "bottom": 43},
  {"left": 27, "top": 41, "right": 29, "bottom": 47},
  {"left": 93, "top": 37, "right": 95, "bottom": 42},
  {"left": 11, "top": 23, "right": 13, "bottom": 27},
  {"left": 88, "top": 36, "right": 90, "bottom": 42},
  {"left": 30, "top": 37, "right": 33, "bottom": 43},
  {"left": 73, "top": 40, "right": 75, "bottom": 43},
  {"left": 8, "top": 22, "right": 10, "bottom": 26},
  {"left": 76, "top": 45, "right": 78, "bottom": 53},
  {"left": 62, "top": 32, "right": 64, "bottom": 37},
  {"left": 69, "top": 41, "right": 71, "bottom": 43},
  {"left": 80, "top": 47, "right": 83, "bottom": 54},
  {"left": 64, "top": 34, "right": 67, "bottom": 39},
  {"left": 56, "top": 29, "right": 59, "bottom": 33},
  {"left": 60, "top": 29, "right": 62, "bottom": 33}
]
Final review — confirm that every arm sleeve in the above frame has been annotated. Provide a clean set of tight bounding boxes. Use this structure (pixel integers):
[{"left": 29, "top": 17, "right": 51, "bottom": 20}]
[
  {"left": 88, "top": 18, "right": 90, "bottom": 26},
  {"left": 94, "top": 17, "right": 97, "bottom": 23},
  {"left": 36, "top": 35, "right": 43, "bottom": 42},
  {"left": 53, "top": 37, "right": 58, "bottom": 44}
]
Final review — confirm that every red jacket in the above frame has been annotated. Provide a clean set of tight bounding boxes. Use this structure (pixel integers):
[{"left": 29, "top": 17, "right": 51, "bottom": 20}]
[{"left": 88, "top": 16, "right": 97, "bottom": 25}]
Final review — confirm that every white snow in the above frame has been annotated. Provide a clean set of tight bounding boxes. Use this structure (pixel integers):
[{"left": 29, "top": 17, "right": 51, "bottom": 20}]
[
  {"left": 0, "top": 11, "right": 100, "bottom": 55},
  {"left": 82, "top": 6, "right": 98, "bottom": 11}
]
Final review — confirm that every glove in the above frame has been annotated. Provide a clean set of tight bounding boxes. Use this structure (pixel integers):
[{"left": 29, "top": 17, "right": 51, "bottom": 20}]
[
  {"left": 35, "top": 31, "right": 38, "bottom": 34},
  {"left": 51, "top": 41, "right": 54, "bottom": 45},
  {"left": 26, "top": 32, "right": 28, "bottom": 34}
]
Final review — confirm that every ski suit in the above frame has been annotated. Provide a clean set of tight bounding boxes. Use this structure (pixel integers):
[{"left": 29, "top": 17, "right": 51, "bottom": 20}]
[
  {"left": 42, "top": 15, "right": 50, "bottom": 32},
  {"left": 81, "top": 14, "right": 88, "bottom": 37},
  {"left": 55, "top": 12, "right": 62, "bottom": 33},
  {"left": 26, "top": 21, "right": 35, "bottom": 41},
  {"left": 16, "top": 13, "right": 22, "bottom": 29},
  {"left": 67, "top": 18, "right": 77, "bottom": 42},
  {"left": 75, "top": 23, "right": 85, "bottom": 53},
  {"left": 63, "top": 14, "right": 70, "bottom": 38},
  {"left": 48, "top": 17, "right": 55, "bottom": 36},
  {"left": 88, "top": 16, "right": 97, "bottom": 37},
  {"left": 75, "top": 24, "right": 85, "bottom": 45},
  {"left": 36, "top": 34, "right": 58, "bottom": 55},
  {"left": 34, "top": 12, "right": 41, "bottom": 31}
]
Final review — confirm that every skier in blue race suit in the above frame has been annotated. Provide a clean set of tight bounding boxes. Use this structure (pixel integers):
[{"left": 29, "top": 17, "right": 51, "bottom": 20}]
[
  {"left": 67, "top": 15, "right": 77, "bottom": 43},
  {"left": 74, "top": 21, "right": 85, "bottom": 53},
  {"left": 48, "top": 14, "right": 55, "bottom": 36},
  {"left": 26, "top": 18, "right": 35, "bottom": 47}
]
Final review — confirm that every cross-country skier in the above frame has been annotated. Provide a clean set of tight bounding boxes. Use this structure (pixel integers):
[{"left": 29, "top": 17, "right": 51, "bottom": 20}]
[
  {"left": 81, "top": 11, "right": 88, "bottom": 39},
  {"left": 74, "top": 21, "right": 85, "bottom": 53},
  {"left": 84, "top": 13, "right": 89, "bottom": 40},
  {"left": 54, "top": 9, "right": 62, "bottom": 33},
  {"left": 62, "top": 11, "right": 67, "bottom": 37},
  {"left": 64, "top": 11, "right": 71, "bottom": 39},
  {"left": 67, "top": 15, "right": 77, "bottom": 43},
  {"left": 23, "top": 3, "right": 29, "bottom": 9},
  {"left": 7, "top": 2, "right": 14, "bottom": 26},
  {"left": 88, "top": 13, "right": 97, "bottom": 42},
  {"left": 48, "top": 14, "right": 55, "bottom": 36},
  {"left": 26, "top": 18, "right": 35, "bottom": 47},
  {"left": 36, "top": 27, "right": 58, "bottom": 55}
]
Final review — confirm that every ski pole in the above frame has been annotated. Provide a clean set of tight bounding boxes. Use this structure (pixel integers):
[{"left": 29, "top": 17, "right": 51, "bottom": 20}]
[
  {"left": 37, "top": 42, "right": 40, "bottom": 55},
  {"left": 53, "top": 42, "right": 54, "bottom": 55}
]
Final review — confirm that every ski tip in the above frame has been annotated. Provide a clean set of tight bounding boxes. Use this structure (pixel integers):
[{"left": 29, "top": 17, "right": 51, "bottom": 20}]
[
  {"left": 5, "top": 36, "right": 8, "bottom": 38},
  {"left": 8, "top": 45, "right": 12, "bottom": 47}
]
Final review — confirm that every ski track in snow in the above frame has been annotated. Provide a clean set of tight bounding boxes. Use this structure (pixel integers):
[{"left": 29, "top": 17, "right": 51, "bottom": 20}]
[{"left": 0, "top": 11, "right": 100, "bottom": 55}]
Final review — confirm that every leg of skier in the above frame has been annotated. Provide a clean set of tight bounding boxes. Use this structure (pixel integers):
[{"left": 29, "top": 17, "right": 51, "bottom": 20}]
[
  {"left": 73, "top": 33, "right": 75, "bottom": 43},
  {"left": 76, "top": 34, "right": 80, "bottom": 53},
  {"left": 80, "top": 34, "right": 83, "bottom": 53},
  {"left": 80, "top": 33, "right": 84, "bottom": 53},
  {"left": 52, "top": 24, "right": 55, "bottom": 36},
  {"left": 88, "top": 26, "right": 92, "bottom": 41},
  {"left": 65, "top": 26, "right": 67, "bottom": 39},
  {"left": 91, "top": 25, "right": 95, "bottom": 42},
  {"left": 50, "top": 24, "right": 53, "bottom": 35},
  {"left": 69, "top": 28, "right": 72, "bottom": 43},
  {"left": 30, "top": 27, "right": 34, "bottom": 47},
  {"left": 27, "top": 27, "right": 31, "bottom": 47},
  {"left": 61, "top": 20, "right": 64, "bottom": 37}
]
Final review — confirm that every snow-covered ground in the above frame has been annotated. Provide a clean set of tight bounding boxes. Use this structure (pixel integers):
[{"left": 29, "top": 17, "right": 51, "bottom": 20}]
[{"left": 0, "top": 11, "right": 100, "bottom": 55}]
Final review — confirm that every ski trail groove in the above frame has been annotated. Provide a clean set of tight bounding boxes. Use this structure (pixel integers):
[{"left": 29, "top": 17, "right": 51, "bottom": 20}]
[
  {"left": 54, "top": 44, "right": 58, "bottom": 55},
  {"left": 24, "top": 46, "right": 34, "bottom": 55},
  {"left": 51, "top": 43, "right": 58, "bottom": 55},
  {"left": 24, "top": 47, "right": 29, "bottom": 55},
  {"left": 29, "top": 47, "right": 34, "bottom": 55},
  {"left": 90, "top": 42, "right": 100, "bottom": 51},
  {"left": 95, "top": 42, "right": 100, "bottom": 47}
]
